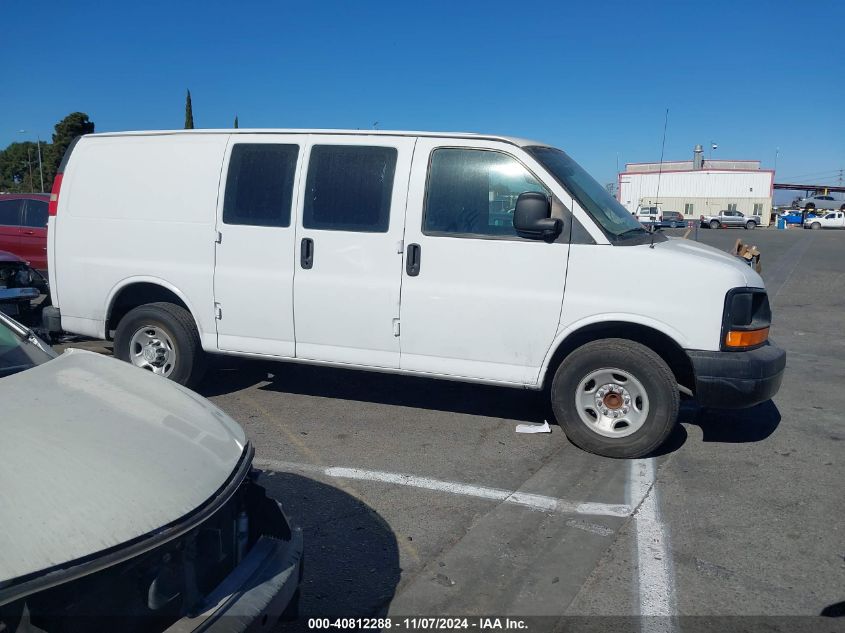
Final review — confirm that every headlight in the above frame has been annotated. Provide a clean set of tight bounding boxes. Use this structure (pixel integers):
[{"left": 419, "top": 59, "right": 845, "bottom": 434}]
[
  {"left": 15, "top": 269, "right": 33, "bottom": 286},
  {"left": 721, "top": 288, "right": 771, "bottom": 351}
]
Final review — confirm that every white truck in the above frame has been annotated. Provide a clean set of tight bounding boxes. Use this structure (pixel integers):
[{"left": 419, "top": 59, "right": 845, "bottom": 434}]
[
  {"left": 44, "top": 129, "right": 785, "bottom": 458},
  {"left": 804, "top": 211, "right": 845, "bottom": 230},
  {"left": 634, "top": 205, "right": 661, "bottom": 225}
]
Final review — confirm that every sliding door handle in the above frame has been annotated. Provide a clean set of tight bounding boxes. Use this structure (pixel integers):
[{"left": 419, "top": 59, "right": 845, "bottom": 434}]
[
  {"left": 300, "top": 237, "right": 314, "bottom": 269},
  {"left": 406, "top": 243, "right": 421, "bottom": 277}
]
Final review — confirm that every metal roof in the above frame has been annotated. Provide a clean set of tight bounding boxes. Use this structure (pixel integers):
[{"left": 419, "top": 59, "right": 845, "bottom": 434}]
[{"left": 86, "top": 128, "right": 548, "bottom": 148}]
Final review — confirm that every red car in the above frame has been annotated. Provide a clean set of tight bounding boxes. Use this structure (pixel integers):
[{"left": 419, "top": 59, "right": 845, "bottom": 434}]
[{"left": 0, "top": 193, "right": 50, "bottom": 272}]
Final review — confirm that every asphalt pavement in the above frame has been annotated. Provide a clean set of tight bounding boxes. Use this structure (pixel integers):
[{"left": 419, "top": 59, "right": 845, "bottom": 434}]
[{"left": 57, "top": 226, "right": 845, "bottom": 632}]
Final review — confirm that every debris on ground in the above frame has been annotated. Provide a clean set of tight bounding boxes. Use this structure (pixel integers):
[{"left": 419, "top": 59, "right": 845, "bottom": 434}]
[
  {"left": 731, "top": 239, "right": 762, "bottom": 273},
  {"left": 515, "top": 420, "right": 551, "bottom": 434}
]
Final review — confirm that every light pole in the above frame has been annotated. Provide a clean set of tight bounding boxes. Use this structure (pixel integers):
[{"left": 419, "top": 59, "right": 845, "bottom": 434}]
[
  {"left": 774, "top": 147, "right": 779, "bottom": 175},
  {"left": 17, "top": 129, "right": 45, "bottom": 193}
]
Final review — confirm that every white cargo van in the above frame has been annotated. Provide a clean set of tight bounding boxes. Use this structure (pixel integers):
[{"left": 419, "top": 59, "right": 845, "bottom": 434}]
[{"left": 45, "top": 130, "right": 785, "bottom": 457}]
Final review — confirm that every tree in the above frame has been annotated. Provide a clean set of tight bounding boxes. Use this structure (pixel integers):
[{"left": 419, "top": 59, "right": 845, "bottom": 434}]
[
  {"left": 185, "top": 90, "right": 194, "bottom": 129},
  {"left": 46, "top": 112, "right": 95, "bottom": 189},
  {"left": 0, "top": 142, "right": 41, "bottom": 192},
  {"left": 0, "top": 112, "right": 95, "bottom": 192},
  {"left": 233, "top": 115, "right": 238, "bottom": 129}
]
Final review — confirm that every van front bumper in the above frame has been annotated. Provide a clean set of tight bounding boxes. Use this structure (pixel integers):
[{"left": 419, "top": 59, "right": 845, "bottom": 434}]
[{"left": 687, "top": 342, "right": 786, "bottom": 409}]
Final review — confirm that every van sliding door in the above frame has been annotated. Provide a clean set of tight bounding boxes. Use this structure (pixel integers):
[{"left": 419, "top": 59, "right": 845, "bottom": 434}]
[
  {"left": 292, "top": 136, "right": 415, "bottom": 368},
  {"left": 213, "top": 136, "right": 303, "bottom": 356}
]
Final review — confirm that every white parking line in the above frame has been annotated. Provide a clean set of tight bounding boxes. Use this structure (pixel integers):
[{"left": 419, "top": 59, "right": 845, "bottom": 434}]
[
  {"left": 256, "top": 458, "right": 633, "bottom": 518},
  {"left": 629, "top": 459, "right": 676, "bottom": 625}
]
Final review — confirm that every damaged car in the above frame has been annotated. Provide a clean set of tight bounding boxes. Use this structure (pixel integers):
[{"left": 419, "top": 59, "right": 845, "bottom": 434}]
[
  {"left": 0, "top": 250, "right": 47, "bottom": 320},
  {"left": 0, "top": 310, "right": 303, "bottom": 632}
]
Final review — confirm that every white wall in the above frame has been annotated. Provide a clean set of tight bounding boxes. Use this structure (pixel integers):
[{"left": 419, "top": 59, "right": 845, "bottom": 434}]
[{"left": 619, "top": 170, "right": 774, "bottom": 225}]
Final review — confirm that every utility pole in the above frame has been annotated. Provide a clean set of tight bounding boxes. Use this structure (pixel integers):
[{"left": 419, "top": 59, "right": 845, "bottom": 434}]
[
  {"left": 36, "top": 136, "right": 44, "bottom": 193},
  {"left": 17, "top": 129, "right": 44, "bottom": 192},
  {"left": 27, "top": 149, "right": 34, "bottom": 192}
]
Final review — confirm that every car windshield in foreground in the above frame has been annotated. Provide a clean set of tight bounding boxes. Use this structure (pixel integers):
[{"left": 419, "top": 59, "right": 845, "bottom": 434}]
[
  {"left": 0, "top": 313, "right": 54, "bottom": 378},
  {"left": 526, "top": 146, "right": 649, "bottom": 241}
]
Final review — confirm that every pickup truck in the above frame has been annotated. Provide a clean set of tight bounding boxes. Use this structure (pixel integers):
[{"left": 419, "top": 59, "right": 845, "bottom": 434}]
[
  {"left": 701, "top": 210, "right": 761, "bottom": 229},
  {"left": 804, "top": 211, "right": 845, "bottom": 230}
]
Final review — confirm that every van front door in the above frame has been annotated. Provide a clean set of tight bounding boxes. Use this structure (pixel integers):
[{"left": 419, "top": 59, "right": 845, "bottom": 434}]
[
  {"left": 214, "top": 136, "right": 303, "bottom": 356},
  {"left": 293, "top": 136, "right": 414, "bottom": 368},
  {"left": 399, "top": 139, "right": 570, "bottom": 385}
]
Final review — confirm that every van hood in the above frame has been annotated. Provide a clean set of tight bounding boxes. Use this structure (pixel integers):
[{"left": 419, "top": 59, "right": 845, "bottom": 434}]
[
  {"left": 0, "top": 349, "right": 247, "bottom": 585},
  {"left": 657, "top": 237, "right": 764, "bottom": 287}
]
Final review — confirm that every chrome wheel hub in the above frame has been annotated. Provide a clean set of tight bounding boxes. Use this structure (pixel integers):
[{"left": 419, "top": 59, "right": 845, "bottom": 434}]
[
  {"left": 129, "top": 326, "right": 176, "bottom": 377},
  {"left": 576, "top": 368, "right": 649, "bottom": 438}
]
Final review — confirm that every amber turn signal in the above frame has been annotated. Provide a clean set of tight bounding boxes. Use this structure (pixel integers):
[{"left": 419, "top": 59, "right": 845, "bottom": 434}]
[{"left": 725, "top": 327, "right": 769, "bottom": 348}]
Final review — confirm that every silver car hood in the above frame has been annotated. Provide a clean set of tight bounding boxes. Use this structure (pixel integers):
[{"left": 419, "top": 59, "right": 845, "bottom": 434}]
[{"left": 0, "top": 349, "right": 247, "bottom": 585}]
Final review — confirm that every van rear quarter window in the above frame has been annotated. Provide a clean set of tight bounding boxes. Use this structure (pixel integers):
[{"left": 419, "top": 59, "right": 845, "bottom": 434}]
[
  {"left": 303, "top": 145, "right": 396, "bottom": 233},
  {"left": 223, "top": 144, "right": 299, "bottom": 227}
]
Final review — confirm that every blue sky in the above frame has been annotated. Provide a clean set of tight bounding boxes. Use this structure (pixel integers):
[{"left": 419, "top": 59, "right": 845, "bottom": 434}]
[{"left": 2, "top": 0, "right": 843, "bottom": 189}]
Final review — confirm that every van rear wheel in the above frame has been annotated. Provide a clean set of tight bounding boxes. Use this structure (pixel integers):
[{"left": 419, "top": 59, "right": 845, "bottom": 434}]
[
  {"left": 550, "top": 339, "right": 679, "bottom": 458},
  {"left": 114, "top": 302, "right": 206, "bottom": 387}
]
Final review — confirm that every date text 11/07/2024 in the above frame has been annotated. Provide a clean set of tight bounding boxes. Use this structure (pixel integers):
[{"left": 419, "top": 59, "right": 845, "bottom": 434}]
[{"left": 307, "top": 617, "right": 529, "bottom": 630}]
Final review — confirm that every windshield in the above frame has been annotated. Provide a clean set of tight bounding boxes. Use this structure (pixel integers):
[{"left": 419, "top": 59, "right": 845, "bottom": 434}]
[
  {"left": 0, "top": 313, "right": 54, "bottom": 378},
  {"left": 526, "top": 146, "right": 647, "bottom": 240}
]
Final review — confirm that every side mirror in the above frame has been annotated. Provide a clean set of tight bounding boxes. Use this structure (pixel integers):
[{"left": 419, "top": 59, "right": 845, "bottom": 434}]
[{"left": 513, "top": 192, "right": 561, "bottom": 241}]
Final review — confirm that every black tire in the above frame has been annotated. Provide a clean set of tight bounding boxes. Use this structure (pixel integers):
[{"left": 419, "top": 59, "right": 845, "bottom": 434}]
[
  {"left": 113, "top": 302, "right": 206, "bottom": 387},
  {"left": 709, "top": 220, "right": 720, "bottom": 229},
  {"left": 811, "top": 222, "right": 821, "bottom": 230},
  {"left": 745, "top": 221, "right": 756, "bottom": 230},
  {"left": 805, "top": 204, "right": 815, "bottom": 212},
  {"left": 550, "top": 339, "right": 679, "bottom": 458},
  {"left": 840, "top": 204, "right": 845, "bottom": 211}
]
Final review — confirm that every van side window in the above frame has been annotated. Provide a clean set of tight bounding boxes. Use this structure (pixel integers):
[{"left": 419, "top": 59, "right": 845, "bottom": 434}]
[
  {"left": 303, "top": 145, "right": 397, "bottom": 233},
  {"left": 223, "top": 144, "right": 298, "bottom": 227},
  {"left": 0, "top": 199, "right": 22, "bottom": 226},
  {"left": 23, "top": 200, "right": 49, "bottom": 228},
  {"left": 424, "top": 149, "right": 548, "bottom": 237}
]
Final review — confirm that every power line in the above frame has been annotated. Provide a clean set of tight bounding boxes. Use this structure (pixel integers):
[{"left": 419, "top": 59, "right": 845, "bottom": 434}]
[{"left": 778, "top": 168, "right": 842, "bottom": 181}]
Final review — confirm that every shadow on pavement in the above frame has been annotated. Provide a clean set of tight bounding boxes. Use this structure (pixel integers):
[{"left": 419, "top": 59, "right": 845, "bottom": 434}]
[
  {"left": 821, "top": 600, "right": 845, "bottom": 617},
  {"left": 651, "top": 399, "right": 782, "bottom": 456},
  {"left": 692, "top": 399, "right": 782, "bottom": 443},
  {"left": 199, "top": 357, "right": 548, "bottom": 423},
  {"left": 256, "top": 471, "right": 400, "bottom": 627}
]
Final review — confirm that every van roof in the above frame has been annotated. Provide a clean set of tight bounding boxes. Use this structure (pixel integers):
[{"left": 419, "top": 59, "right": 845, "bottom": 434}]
[{"left": 85, "top": 128, "right": 550, "bottom": 148}]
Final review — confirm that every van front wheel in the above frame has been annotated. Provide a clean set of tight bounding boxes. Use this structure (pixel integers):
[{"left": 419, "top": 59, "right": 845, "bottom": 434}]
[
  {"left": 550, "top": 339, "right": 679, "bottom": 458},
  {"left": 114, "top": 302, "right": 206, "bottom": 387}
]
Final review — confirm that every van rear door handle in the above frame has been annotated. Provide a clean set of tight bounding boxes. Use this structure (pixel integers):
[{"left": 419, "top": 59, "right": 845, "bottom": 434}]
[
  {"left": 406, "top": 243, "right": 421, "bottom": 277},
  {"left": 300, "top": 237, "right": 314, "bottom": 269}
]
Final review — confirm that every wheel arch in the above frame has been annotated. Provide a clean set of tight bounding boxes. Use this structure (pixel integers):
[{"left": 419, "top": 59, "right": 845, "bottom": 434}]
[
  {"left": 105, "top": 277, "right": 201, "bottom": 339},
  {"left": 539, "top": 319, "right": 696, "bottom": 394}
]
